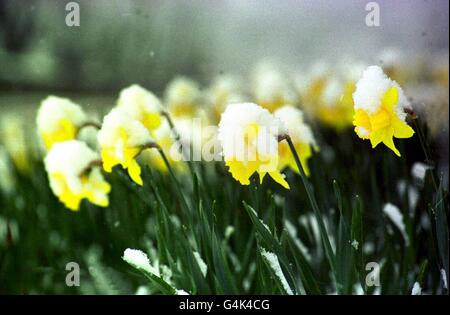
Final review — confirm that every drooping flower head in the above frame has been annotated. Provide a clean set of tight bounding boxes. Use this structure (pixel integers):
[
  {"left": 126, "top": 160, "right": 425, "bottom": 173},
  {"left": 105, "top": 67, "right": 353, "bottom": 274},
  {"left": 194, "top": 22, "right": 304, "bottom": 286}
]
[
  {"left": 352, "top": 65, "right": 414, "bottom": 156},
  {"left": 218, "top": 102, "right": 289, "bottom": 189},
  {"left": 37, "top": 96, "right": 87, "bottom": 150},
  {"left": 97, "top": 108, "right": 153, "bottom": 185},
  {"left": 44, "top": 140, "right": 110, "bottom": 211},
  {"left": 274, "top": 106, "right": 318, "bottom": 176},
  {"left": 116, "top": 84, "right": 163, "bottom": 132},
  {"left": 293, "top": 61, "right": 330, "bottom": 118},
  {"left": 164, "top": 76, "right": 201, "bottom": 118},
  {"left": 252, "top": 64, "right": 296, "bottom": 112},
  {"left": 311, "top": 62, "right": 366, "bottom": 130}
]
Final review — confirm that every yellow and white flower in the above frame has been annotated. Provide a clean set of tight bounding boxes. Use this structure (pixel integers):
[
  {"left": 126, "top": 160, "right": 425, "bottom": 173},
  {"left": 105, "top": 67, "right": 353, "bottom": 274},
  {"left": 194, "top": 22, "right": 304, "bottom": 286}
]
[
  {"left": 206, "top": 75, "right": 244, "bottom": 123},
  {"left": 0, "top": 115, "right": 32, "bottom": 173},
  {"left": 97, "top": 108, "right": 153, "bottom": 185},
  {"left": 117, "top": 84, "right": 163, "bottom": 132},
  {"left": 37, "top": 96, "right": 87, "bottom": 150},
  {"left": 44, "top": 140, "right": 110, "bottom": 211},
  {"left": 274, "top": 106, "right": 317, "bottom": 176},
  {"left": 293, "top": 61, "right": 330, "bottom": 118},
  {"left": 252, "top": 64, "right": 296, "bottom": 112},
  {"left": 218, "top": 102, "right": 289, "bottom": 188},
  {"left": 164, "top": 76, "right": 201, "bottom": 118},
  {"left": 353, "top": 65, "right": 414, "bottom": 156},
  {"left": 311, "top": 62, "right": 365, "bottom": 130}
]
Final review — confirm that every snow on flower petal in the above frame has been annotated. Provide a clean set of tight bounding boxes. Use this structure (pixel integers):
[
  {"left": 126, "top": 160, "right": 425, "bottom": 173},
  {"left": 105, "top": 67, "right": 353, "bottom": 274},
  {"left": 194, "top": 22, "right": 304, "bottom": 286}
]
[
  {"left": 252, "top": 63, "right": 296, "bottom": 112},
  {"left": 352, "top": 65, "right": 414, "bottom": 156},
  {"left": 316, "top": 67, "right": 361, "bottom": 130},
  {"left": 97, "top": 108, "right": 153, "bottom": 186},
  {"left": 164, "top": 76, "right": 201, "bottom": 118},
  {"left": 37, "top": 96, "right": 87, "bottom": 150},
  {"left": 116, "top": 84, "right": 163, "bottom": 132},
  {"left": 206, "top": 75, "right": 244, "bottom": 123},
  {"left": 218, "top": 102, "right": 289, "bottom": 189},
  {"left": 44, "top": 140, "right": 110, "bottom": 211}
]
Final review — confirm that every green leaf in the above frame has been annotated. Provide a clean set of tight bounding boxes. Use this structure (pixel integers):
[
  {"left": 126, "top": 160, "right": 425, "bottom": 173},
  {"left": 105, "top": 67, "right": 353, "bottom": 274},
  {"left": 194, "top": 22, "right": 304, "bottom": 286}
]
[
  {"left": 434, "top": 178, "right": 449, "bottom": 284},
  {"left": 243, "top": 202, "right": 299, "bottom": 294},
  {"left": 351, "top": 195, "right": 365, "bottom": 293}
]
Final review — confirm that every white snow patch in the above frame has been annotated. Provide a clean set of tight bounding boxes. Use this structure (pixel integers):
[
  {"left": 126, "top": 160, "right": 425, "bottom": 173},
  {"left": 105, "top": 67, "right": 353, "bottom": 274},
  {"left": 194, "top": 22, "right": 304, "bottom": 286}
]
[
  {"left": 411, "top": 162, "right": 431, "bottom": 182},
  {"left": 284, "top": 220, "right": 311, "bottom": 261},
  {"left": 411, "top": 282, "right": 422, "bottom": 295},
  {"left": 225, "top": 226, "right": 235, "bottom": 239},
  {"left": 353, "top": 65, "right": 410, "bottom": 120},
  {"left": 260, "top": 248, "right": 294, "bottom": 295},
  {"left": 193, "top": 251, "right": 208, "bottom": 277},
  {"left": 123, "top": 248, "right": 154, "bottom": 274},
  {"left": 441, "top": 269, "right": 448, "bottom": 289},
  {"left": 135, "top": 286, "right": 150, "bottom": 295},
  {"left": 383, "top": 203, "right": 409, "bottom": 245}
]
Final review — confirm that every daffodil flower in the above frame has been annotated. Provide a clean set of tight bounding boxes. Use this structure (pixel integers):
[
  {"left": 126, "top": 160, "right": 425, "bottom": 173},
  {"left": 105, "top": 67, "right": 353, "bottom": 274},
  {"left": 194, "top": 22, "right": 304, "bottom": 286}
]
[
  {"left": 293, "top": 61, "right": 330, "bottom": 118},
  {"left": 164, "top": 76, "right": 200, "bottom": 118},
  {"left": 37, "top": 96, "right": 87, "bottom": 150},
  {"left": 252, "top": 64, "right": 296, "bottom": 112},
  {"left": 44, "top": 140, "right": 110, "bottom": 211},
  {"left": 218, "top": 102, "right": 289, "bottom": 189},
  {"left": 317, "top": 77, "right": 355, "bottom": 130},
  {"left": 97, "top": 109, "right": 154, "bottom": 185},
  {"left": 314, "top": 63, "right": 366, "bottom": 130},
  {"left": 353, "top": 66, "right": 414, "bottom": 156},
  {"left": 117, "top": 84, "right": 163, "bottom": 132},
  {"left": 1, "top": 116, "right": 32, "bottom": 173},
  {"left": 206, "top": 75, "right": 244, "bottom": 123},
  {"left": 274, "top": 106, "right": 318, "bottom": 176}
]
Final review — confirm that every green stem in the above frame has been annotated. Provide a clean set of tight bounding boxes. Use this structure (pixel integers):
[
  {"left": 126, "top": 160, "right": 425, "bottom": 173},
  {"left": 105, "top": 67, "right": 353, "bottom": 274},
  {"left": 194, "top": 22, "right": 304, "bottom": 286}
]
[
  {"left": 284, "top": 135, "right": 338, "bottom": 289},
  {"left": 160, "top": 110, "right": 196, "bottom": 177},
  {"left": 156, "top": 147, "right": 191, "bottom": 215},
  {"left": 413, "top": 119, "right": 438, "bottom": 191}
]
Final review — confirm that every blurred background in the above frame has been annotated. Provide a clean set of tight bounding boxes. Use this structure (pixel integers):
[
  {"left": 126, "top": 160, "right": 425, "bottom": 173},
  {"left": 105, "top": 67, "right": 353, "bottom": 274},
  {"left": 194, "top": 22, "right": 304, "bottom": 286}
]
[
  {"left": 0, "top": 0, "right": 448, "bottom": 170},
  {"left": 0, "top": 0, "right": 448, "bottom": 92}
]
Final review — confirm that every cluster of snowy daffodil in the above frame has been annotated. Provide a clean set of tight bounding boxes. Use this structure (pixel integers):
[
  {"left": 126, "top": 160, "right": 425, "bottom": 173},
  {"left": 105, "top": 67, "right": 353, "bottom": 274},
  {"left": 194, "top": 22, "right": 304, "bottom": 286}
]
[
  {"left": 37, "top": 86, "right": 170, "bottom": 210},
  {"left": 35, "top": 61, "right": 417, "bottom": 210}
]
